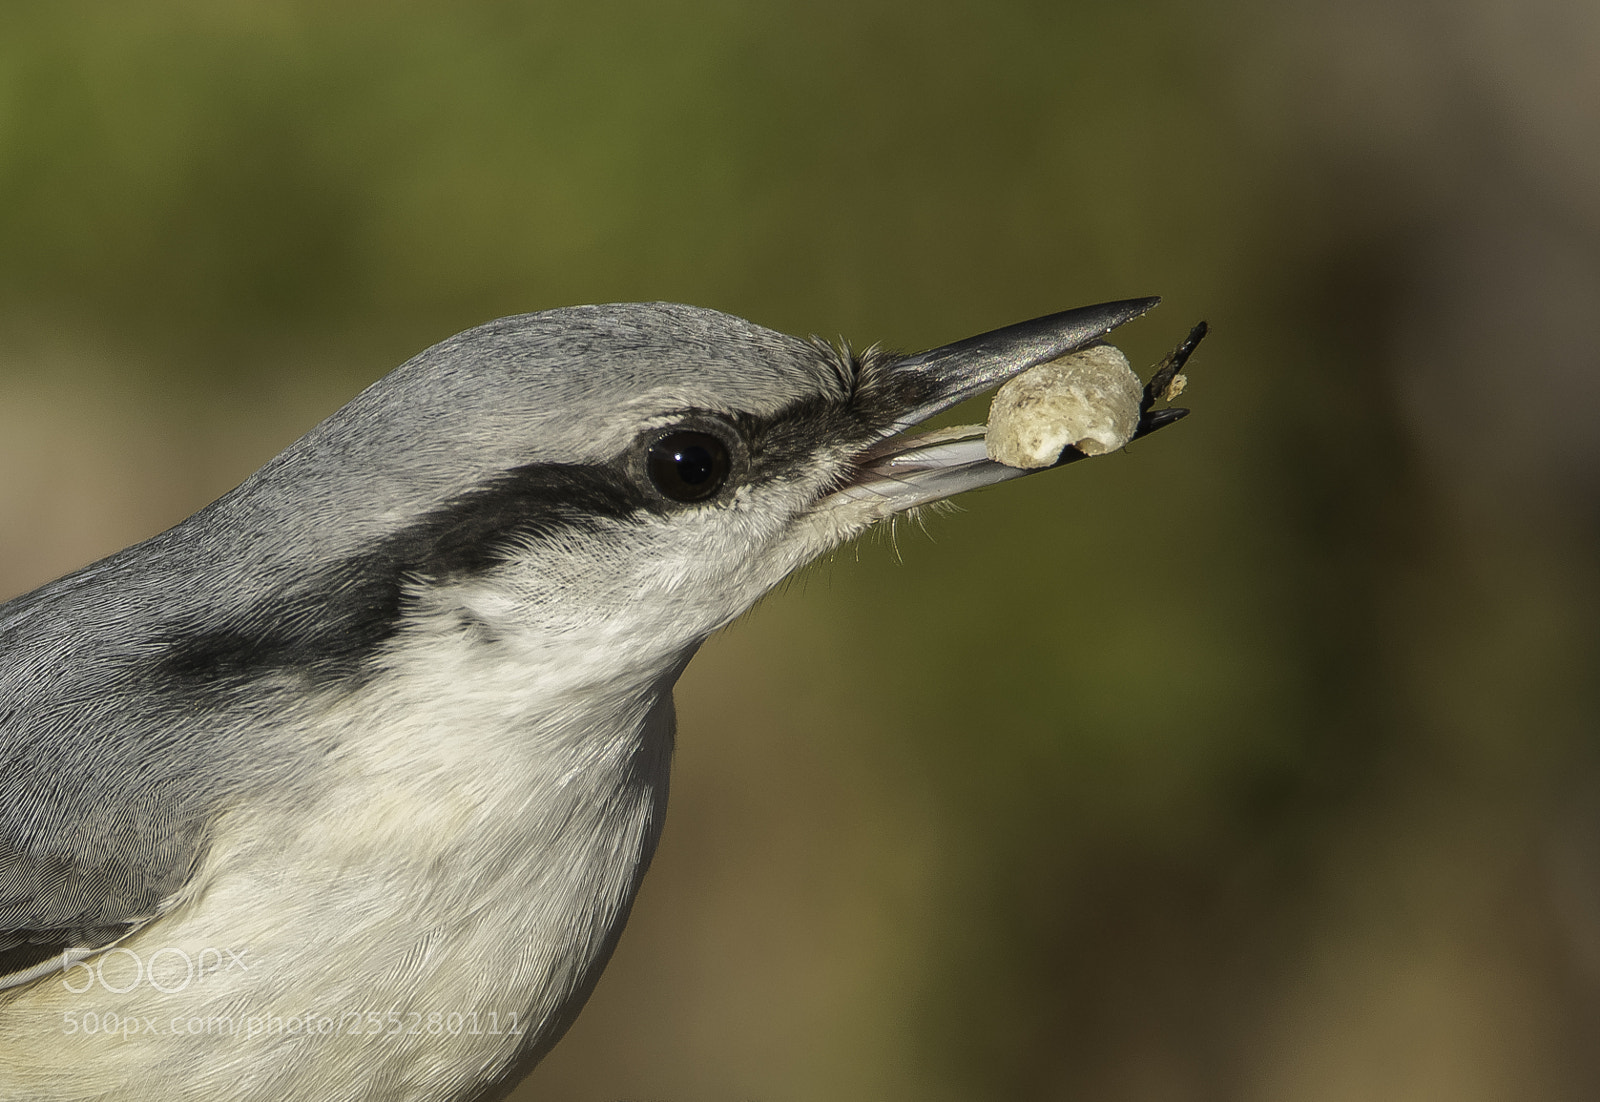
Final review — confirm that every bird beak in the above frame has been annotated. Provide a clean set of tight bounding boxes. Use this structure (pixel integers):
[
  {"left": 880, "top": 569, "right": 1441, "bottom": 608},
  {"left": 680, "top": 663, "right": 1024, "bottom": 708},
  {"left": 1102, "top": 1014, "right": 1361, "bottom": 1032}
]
[{"left": 837, "top": 297, "right": 1183, "bottom": 513}]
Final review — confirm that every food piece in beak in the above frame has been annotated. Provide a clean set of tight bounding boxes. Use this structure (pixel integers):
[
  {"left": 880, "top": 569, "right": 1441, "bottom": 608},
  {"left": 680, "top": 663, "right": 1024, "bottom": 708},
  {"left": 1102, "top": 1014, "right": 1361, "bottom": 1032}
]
[{"left": 985, "top": 343, "right": 1144, "bottom": 468}]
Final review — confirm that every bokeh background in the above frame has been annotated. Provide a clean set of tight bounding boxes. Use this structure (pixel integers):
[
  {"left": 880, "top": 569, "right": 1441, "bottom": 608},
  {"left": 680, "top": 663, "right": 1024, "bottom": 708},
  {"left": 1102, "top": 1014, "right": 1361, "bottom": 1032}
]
[{"left": 3, "top": 1, "right": 1598, "bottom": 1099}]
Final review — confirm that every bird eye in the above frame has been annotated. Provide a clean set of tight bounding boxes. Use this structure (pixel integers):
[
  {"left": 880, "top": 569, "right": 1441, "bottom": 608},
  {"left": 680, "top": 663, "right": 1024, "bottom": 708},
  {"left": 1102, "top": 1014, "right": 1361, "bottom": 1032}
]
[{"left": 645, "top": 430, "right": 732, "bottom": 503}]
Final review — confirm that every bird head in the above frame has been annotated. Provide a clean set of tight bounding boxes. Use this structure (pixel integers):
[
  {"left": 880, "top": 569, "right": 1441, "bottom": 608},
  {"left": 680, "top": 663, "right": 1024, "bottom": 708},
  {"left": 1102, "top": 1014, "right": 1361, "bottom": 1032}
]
[{"left": 191, "top": 298, "right": 1165, "bottom": 695}]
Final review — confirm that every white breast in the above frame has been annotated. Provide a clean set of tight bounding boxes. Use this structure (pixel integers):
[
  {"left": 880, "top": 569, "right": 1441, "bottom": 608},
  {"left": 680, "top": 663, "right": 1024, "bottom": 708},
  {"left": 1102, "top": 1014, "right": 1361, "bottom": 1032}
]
[{"left": 0, "top": 611, "right": 678, "bottom": 1102}]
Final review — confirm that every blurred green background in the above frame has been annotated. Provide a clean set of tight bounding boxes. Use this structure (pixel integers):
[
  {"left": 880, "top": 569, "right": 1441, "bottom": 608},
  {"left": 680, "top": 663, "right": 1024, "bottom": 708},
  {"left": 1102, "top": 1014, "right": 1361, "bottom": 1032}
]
[{"left": 3, "top": 1, "right": 1598, "bottom": 1099}]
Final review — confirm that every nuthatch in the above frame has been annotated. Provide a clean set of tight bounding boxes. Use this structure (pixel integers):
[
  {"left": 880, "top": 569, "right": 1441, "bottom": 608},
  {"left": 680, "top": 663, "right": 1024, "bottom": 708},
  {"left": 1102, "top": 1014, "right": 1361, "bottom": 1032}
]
[{"left": 0, "top": 298, "right": 1191, "bottom": 1101}]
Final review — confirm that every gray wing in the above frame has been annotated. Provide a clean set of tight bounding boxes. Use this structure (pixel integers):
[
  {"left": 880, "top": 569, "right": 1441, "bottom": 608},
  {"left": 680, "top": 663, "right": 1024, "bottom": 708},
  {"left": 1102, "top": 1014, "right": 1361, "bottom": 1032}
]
[
  {"left": 1, "top": 489, "right": 415, "bottom": 985},
  {"left": 0, "top": 538, "right": 253, "bottom": 985}
]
